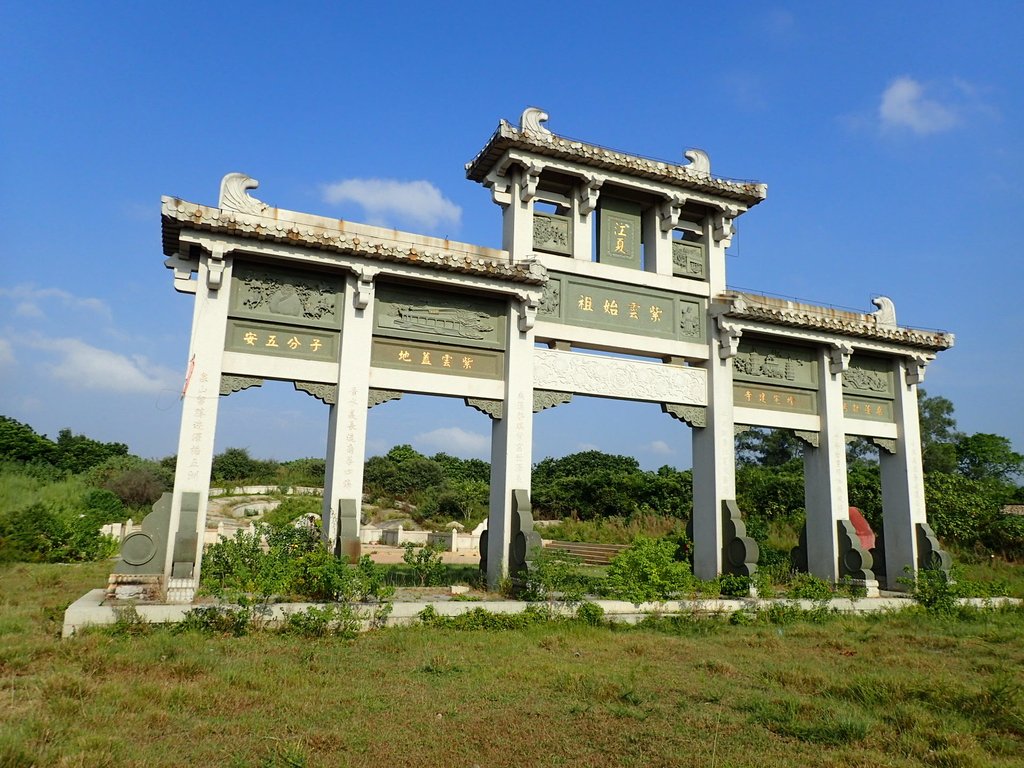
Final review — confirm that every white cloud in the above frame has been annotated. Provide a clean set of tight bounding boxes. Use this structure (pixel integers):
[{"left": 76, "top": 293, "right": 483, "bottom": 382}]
[
  {"left": 879, "top": 76, "right": 958, "bottom": 135},
  {"left": 414, "top": 426, "right": 489, "bottom": 456},
  {"left": 31, "top": 337, "right": 179, "bottom": 394},
  {"left": 0, "top": 285, "right": 112, "bottom": 322},
  {"left": 321, "top": 178, "right": 462, "bottom": 231},
  {"left": 647, "top": 440, "right": 673, "bottom": 456}
]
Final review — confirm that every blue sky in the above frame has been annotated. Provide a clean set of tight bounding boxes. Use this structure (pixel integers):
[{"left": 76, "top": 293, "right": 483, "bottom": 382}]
[{"left": 2, "top": 2, "right": 1021, "bottom": 470}]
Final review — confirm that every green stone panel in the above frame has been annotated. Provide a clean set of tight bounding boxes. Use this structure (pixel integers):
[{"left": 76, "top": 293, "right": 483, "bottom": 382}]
[
  {"left": 598, "top": 198, "right": 642, "bottom": 269},
  {"left": 533, "top": 211, "right": 572, "bottom": 255},
  {"left": 371, "top": 338, "right": 504, "bottom": 380},
  {"left": 672, "top": 240, "right": 706, "bottom": 280},
  {"left": 734, "top": 384, "right": 818, "bottom": 415},
  {"left": 374, "top": 284, "right": 507, "bottom": 351},
  {"left": 843, "top": 396, "right": 895, "bottom": 422},
  {"left": 541, "top": 272, "right": 705, "bottom": 342},
  {"left": 843, "top": 355, "right": 895, "bottom": 399},
  {"left": 230, "top": 262, "right": 345, "bottom": 331},
  {"left": 225, "top": 320, "right": 340, "bottom": 362},
  {"left": 733, "top": 340, "right": 817, "bottom": 390}
]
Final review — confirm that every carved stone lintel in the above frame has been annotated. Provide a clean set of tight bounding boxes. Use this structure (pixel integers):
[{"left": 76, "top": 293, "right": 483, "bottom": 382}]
[
  {"left": 793, "top": 430, "right": 820, "bottom": 449},
  {"left": 465, "top": 398, "right": 503, "bottom": 420},
  {"left": 219, "top": 172, "right": 270, "bottom": 216},
  {"left": 661, "top": 403, "right": 707, "bottom": 428},
  {"left": 830, "top": 342, "right": 854, "bottom": 375},
  {"left": 520, "top": 107, "right": 553, "bottom": 141},
  {"left": 294, "top": 381, "right": 337, "bottom": 405},
  {"left": 219, "top": 375, "right": 263, "bottom": 396},
  {"left": 870, "top": 437, "right": 897, "bottom": 455},
  {"left": 906, "top": 354, "right": 930, "bottom": 385},
  {"left": 533, "top": 390, "right": 573, "bottom": 413},
  {"left": 684, "top": 149, "right": 711, "bottom": 175},
  {"left": 367, "top": 389, "right": 402, "bottom": 408},
  {"left": 577, "top": 174, "right": 604, "bottom": 216},
  {"left": 520, "top": 163, "right": 542, "bottom": 203}
]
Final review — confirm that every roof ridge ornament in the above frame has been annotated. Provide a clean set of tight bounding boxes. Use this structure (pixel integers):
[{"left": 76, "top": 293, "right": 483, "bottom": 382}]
[
  {"left": 871, "top": 296, "right": 897, "bottom": 329},
  {"left": 520, "top": 107, "right": 553, "bottom": 142},
  {"left": 684, "top": 149, "right": 711, "bottom": 176},
  {"left": 219, "top": 172, "right": 270, "bottom": 216}
]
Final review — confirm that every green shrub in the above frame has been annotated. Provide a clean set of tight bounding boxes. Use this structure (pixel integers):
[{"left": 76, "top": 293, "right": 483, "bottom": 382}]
[
  {"left": 718, "top": 573, "right": 752, "bottom": 598},
  {"left": 524, "top": 548, "right": 585, "bottom": 605},
  {"left": 576, "top": 601, "right": 605, "bottom": 626},
  {"left": 606, "top": 536, "right": 693, "bottom": 603},
  {"left": 785, "top": 573, "right": 834, "bottom": 601},
  {"left": 402, "top": 542, "right": 445, "bottom": 586}
]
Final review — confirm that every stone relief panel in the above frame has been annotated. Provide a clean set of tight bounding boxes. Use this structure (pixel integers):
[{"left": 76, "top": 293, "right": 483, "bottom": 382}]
[
  {"left": 733, "top": 339, "right": 817, "bottom": 389},
  {"left": 533, "top": 212, "right": 571, "bottom": 255},
  {"left": 230, "top": 262, "right": 344, "bottom": 330},
  {"left": 533, "top": 348, "right": 706, "bottom": 405},
  {"left": 537, "top": 280, "right": 561, "bottom": 317},
  {"left": 671, "top": 240, "right": 706, "bottom": 280},
  {"left": 843, "top": 355, "right": 895, "bottom": 398},
  {"left": 374, "top": 283, "right": 506, "bottom": 351}
]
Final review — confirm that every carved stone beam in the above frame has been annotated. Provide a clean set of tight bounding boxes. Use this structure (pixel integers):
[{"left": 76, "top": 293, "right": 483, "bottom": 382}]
[
  {"left": 577, "top": 174, "right": 605, "bottom": 216},
  {"left": 465, "top": 398, "right": 503, "bottom": 420},
  {"left": 659, "top": 194, "right": 688, "bottom": 232},
  {"left": 829, "top": 342, "right": 854, "bottom": 375},
  {"left": 519, "top": 163, "right": 544, "bottom": 203},
  {"left": 906, "top": 353, "right": 932, "bottom": 385},
  {"left": 712, "top": 205, "right": 740, "bottom": 247},
  {"left": 206, "top": 246, "right": 226, "bottom": 291},
  {"left": 353, "top": 267, "right": 380, "bottom": 310},
  {"left": 219, "top": 172, "right": 270, "bottom": 215}
]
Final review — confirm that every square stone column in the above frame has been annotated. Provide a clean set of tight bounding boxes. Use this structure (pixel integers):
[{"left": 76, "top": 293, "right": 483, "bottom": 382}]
[
  {"left": 879, "top": 359, "right": 928, "bottom": 589},
  {"left": 166, "top": 248, "right": 233, "bottom": 596},
  {"left": 485, "top": 302, "right": 535, "bottom": 589},
  {"left": 571, "top": 175, "right": 601, "bottom": 262},
  {"left": 641, "top": 201, "right": 674, "bottom": 276},
  {"left": 323, "top": 272, "right": 374, "bottom": 552},
  {"left": 802, "top": 347, "right": 849, "bottom": 582}
]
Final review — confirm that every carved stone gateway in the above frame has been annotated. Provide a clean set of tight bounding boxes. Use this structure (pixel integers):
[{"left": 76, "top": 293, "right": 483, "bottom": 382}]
[{"left": 117, "top": 108, "right": 954, "bottom": 601}]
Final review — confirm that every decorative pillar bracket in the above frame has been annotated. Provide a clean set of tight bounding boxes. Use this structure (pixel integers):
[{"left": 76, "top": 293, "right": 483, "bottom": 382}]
[
  {"left": 712, "top": 206, "right": 740, "bottom": 247},
  {"left": 716, "top": 319, "right": 744, "bottom": 359},
  {"left": 484, "top": 170, "right": 513, "bottom": 207},
  {"left": 516, "top": 291, "right": 541, "bottom": 332},
  {"left": 206, "top": 246, "right": 226, "bottom": 290},
  {"left": 906, "top": 353, "right": 932, "bottom": 385},
  {"left": 829, "top": 341, "right": 854, "bottom": 375},
  {"left": 659, "top": 194, "right": 688, "bottom": 232},
  {"left": 353, "top": 267, "right": 379, "bottom": 310},
  {"left": 794, "top": 430, "right": 820, "bottom": 449},
  {"left": 520, "top": 163, "right": 543, "bottom": 203},
  {"left": 219, "top": 375, "right": 263, "bottom": 396},
  {"left": 294, "top": 381, "right": 338, "bottom": 405},
  {"left": 577, "top": 174, "right": 605, "bottom": 216},
  {"left": 165, "top": 252, "right": 198, "bottom": 294},
  {"left": 465, "top": 398, "right": 504, "bottom": 420},
  {"left": 367, "top": 389, "right": 403, "bottom": 409},
  {"left": 533, "top": 390, "right": 573, "bottom": 413},
  {"left": 661, "top": 403, "right": 707, "bottom": 428}
]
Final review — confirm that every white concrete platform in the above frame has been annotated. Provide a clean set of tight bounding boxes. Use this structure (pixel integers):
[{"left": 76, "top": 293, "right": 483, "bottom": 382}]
[{"left": 61, "top": 589, "right": 1020, "bottom": 638}]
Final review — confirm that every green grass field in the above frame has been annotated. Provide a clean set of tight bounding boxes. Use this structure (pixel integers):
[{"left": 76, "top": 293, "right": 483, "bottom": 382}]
[{"left": 2, "top": 561, "right": 1023, "bottom": 768}]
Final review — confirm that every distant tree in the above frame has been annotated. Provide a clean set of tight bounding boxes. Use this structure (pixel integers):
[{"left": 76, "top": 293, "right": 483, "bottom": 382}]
[
  {"left": 211, "top": 447, "right": 258, "bottom": 483},
  {"left": 735, "top": 428, "right": 803, "bottom": 467},
  {"left": 955, "top": 433, "right": 1024, "bottom": 484},
  {"left": 386, "top": 444, "right": 424, "bottom": 464},
  {"left": 532, "top": 450, "right": 640, "bottom": 486},
  {"left": 0, "top": 416, "right": 57, "bottom": 465},
  {"left": 918, "top": 389, "right": 961, "bottom": 474},
  {"left": 53, "top": 428, "right": 129, "bottom": 474},
  {"left": 431, "top": 452, "right": 491, "bottom": 484}
]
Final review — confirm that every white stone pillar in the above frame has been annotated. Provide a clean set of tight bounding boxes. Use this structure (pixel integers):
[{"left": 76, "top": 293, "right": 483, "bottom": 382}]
[
  {"left": 691, "top": 214, "right": 735, "bottom": 580},
  {"left": 802, "top": 347, "right": 849, "bottom": 582},
  {"left": 502, "top": 168, "right": 535, "bottom": 263},
  {"left": 166, "top": 247, "right": 233, "bottom": 593},
  {"left": 642, "top": 201, "right": 674, "bottom": 276},
  {"left": 879, "top": 358, "right": 928, "bottom": 590},
  {"left": 323, "top": 272, "right": 374, "bottom": 551},
  {"left": 486, "top": 303, "right": 535, "bottom": 589},
  {"left": 572, "top": 174, "right": 602, "bottom": 262}
]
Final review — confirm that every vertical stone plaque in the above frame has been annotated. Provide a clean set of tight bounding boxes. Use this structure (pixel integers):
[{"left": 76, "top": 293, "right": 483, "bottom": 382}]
[{"left": 598, "top": 198, "right": 642, "bottom": 269}]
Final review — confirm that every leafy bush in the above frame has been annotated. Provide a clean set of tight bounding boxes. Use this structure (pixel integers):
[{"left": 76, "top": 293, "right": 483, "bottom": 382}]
[
  {"left": 786, "top": 573, "right": 834, "bottom": 601},
  {"left": 718, "top": 573, "right": 752, "bottom": 598},
  {"left": 402, "top": 543, "right": 445, "bottom": 587},
  {"left": 606, "top": 536, "right": 693, "bottom": 603},
  {"left": 262, "top": 495, "right": 322, "bottom": 528},
  {"left": 524, "top": 548, "right": 585, "bottom": 605}
]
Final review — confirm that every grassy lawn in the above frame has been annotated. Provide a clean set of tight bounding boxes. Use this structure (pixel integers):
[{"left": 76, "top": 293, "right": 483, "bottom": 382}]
[{"left": 2, "top": 561, "right": 1023, "bottom": 767}]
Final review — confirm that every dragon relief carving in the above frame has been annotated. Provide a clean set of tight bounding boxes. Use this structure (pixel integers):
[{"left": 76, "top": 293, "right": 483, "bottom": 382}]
[
  {"left": 386, "top": 300, "right": 494, "bottom": 340},
  {"left": 238, "top": 271, "right": 338, "bottom": 322},
  {"left": 733, "top": 347, "right": 805, "bottom": 381},
  {"left": 843, "top": 366, "right": 888, "bottom": 392}
]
